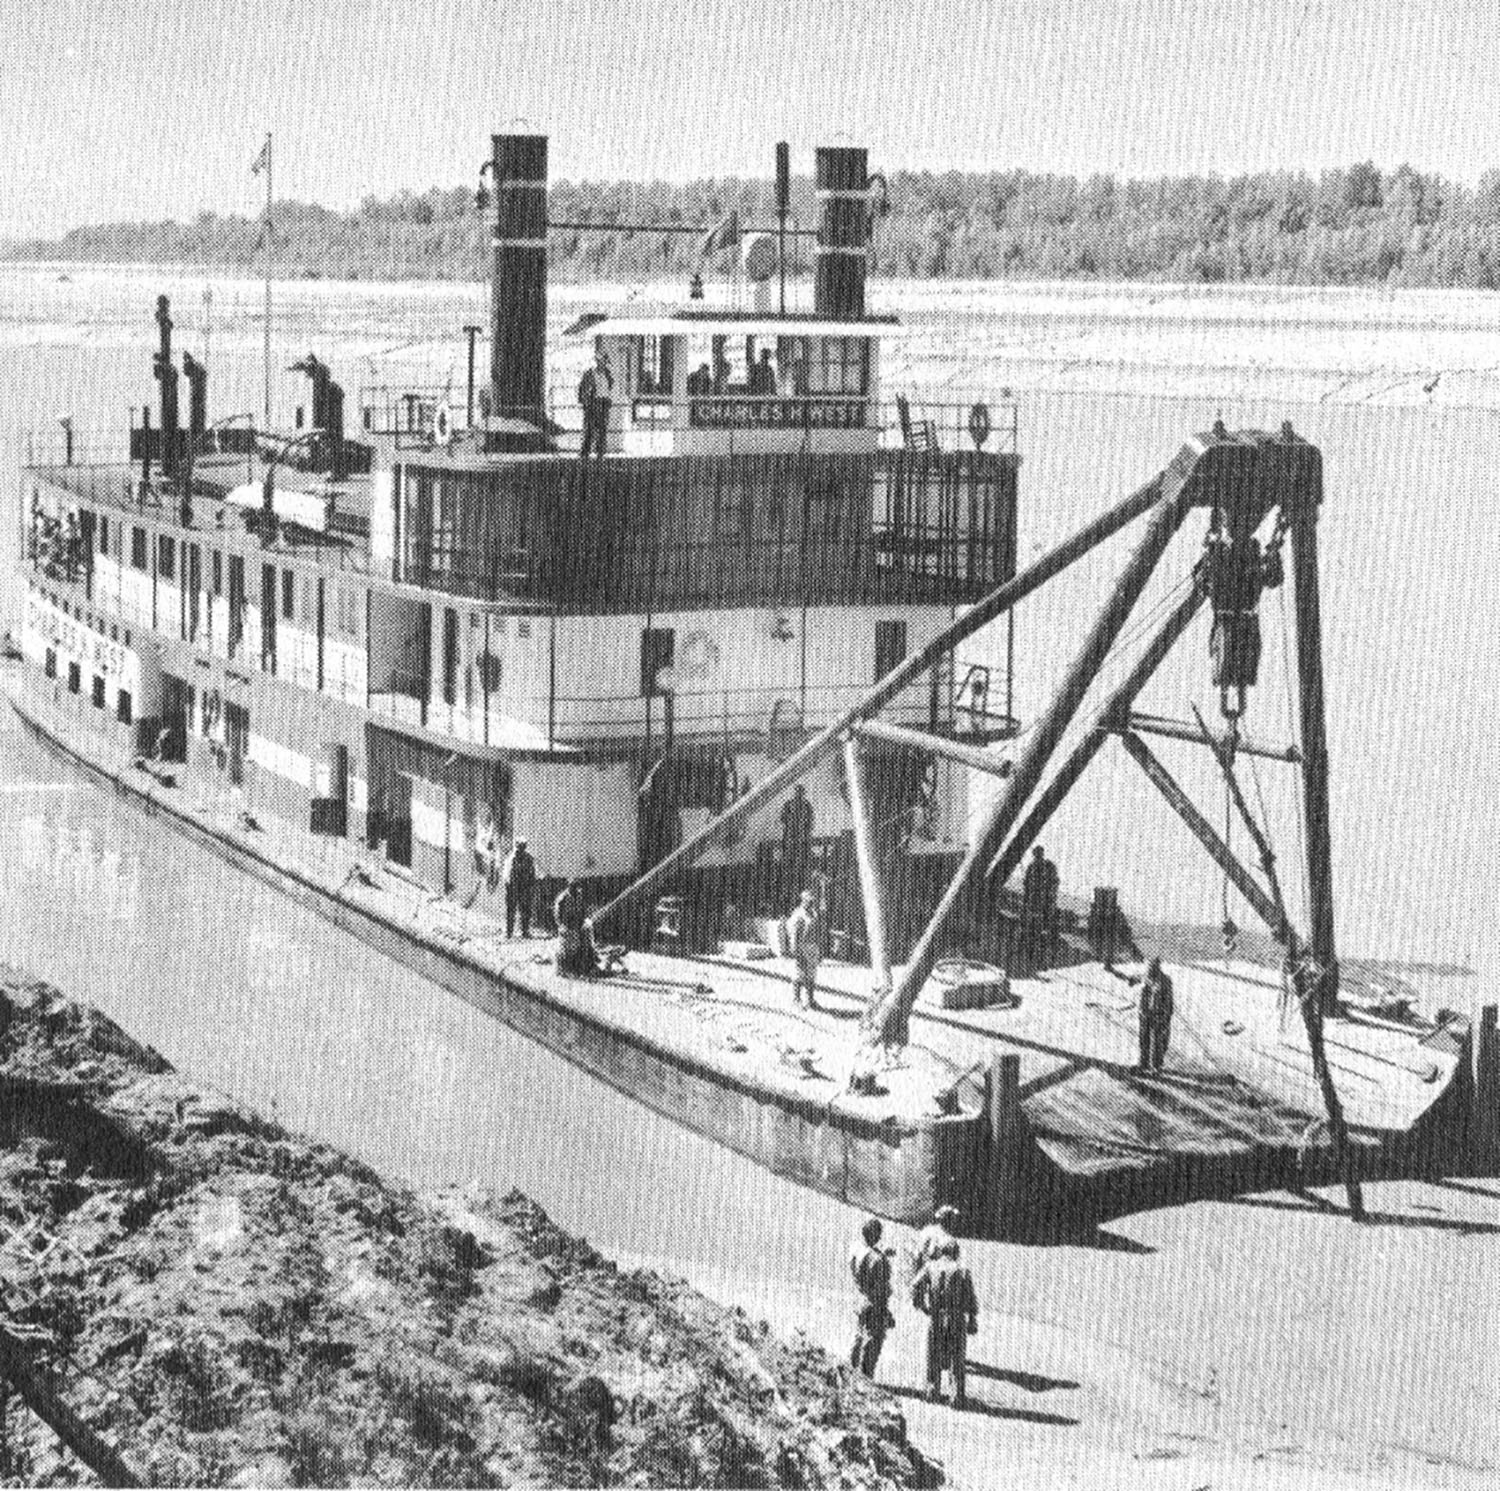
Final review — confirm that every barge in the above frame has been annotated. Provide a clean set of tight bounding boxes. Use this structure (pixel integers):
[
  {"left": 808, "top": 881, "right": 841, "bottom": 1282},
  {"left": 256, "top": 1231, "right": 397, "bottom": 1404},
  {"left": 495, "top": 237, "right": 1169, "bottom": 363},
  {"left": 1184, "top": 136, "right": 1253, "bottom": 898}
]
[{"left": 9, "top": 132, "right": 1490, "bottom": 1233}]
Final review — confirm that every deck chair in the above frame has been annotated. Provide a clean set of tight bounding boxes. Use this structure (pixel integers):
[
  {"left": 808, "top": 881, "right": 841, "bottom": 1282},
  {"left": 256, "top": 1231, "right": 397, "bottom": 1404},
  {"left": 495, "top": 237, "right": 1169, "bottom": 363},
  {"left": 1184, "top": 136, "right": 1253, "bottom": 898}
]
[{"left": 896, "top": 394, "right": 937, "bottom": 454}]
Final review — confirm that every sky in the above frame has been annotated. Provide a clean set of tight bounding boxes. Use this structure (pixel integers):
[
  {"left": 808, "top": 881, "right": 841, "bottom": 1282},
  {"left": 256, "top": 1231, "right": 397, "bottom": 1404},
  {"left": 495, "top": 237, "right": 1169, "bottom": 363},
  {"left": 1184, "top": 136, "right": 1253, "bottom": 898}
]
[{"left": 3, "top": 0, "right": 1498, "bottom": 239}]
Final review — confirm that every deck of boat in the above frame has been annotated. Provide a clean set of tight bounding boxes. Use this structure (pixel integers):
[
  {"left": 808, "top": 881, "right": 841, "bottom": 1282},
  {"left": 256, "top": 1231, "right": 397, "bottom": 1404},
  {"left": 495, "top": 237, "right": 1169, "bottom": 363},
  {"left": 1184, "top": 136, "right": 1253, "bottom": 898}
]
[
  {"left": 6, "top": 663, "right": 1473, "bottom": 1227},
  {"left": 703, "top": 951, "right": 1467, "bottom": 1181}
]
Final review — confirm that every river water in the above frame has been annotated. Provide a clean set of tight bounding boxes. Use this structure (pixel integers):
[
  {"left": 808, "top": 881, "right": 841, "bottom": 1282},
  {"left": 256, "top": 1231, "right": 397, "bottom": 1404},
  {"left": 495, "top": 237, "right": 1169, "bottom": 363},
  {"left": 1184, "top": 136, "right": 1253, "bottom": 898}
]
[{"left": 1, "top": 270, "right": 1499, "bottom": 1477}]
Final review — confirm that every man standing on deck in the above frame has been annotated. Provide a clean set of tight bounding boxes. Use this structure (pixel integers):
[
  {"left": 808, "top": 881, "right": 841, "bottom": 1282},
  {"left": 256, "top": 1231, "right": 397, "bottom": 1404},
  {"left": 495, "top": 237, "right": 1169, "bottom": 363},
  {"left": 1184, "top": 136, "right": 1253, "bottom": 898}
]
[
  {"left": 1021, "top": 845, "right": 1060, "bottom": 929},
  {"left": 1136, "top": 956, "right": 1175, "bottom": 1072},
  {"left": 912, "top": 1238, "right": 979, "bottom": 1407},
  {"left": 785, "top": 888, "right": 825, "bottom": 1011},
  {"left": 850, "top": 1217, "right": 895, "bottom": 1379},
  {"left": 577, "top": 349, "right": 613, "bottom": 460},
  {"left": 911, "top": 1203, "right": 959, "bottom": 1281},
  {"left": 781, "top": 784, "right": 814, "bottom": 897},
  {"left": 502, "top": 836, "right": 537, "bottom": 938},
  {"left": 473, "top": 809, "right": 499, "bottom": 894},
  {"left": 554, "top": 879, "right": 600, "bottom": 976}
]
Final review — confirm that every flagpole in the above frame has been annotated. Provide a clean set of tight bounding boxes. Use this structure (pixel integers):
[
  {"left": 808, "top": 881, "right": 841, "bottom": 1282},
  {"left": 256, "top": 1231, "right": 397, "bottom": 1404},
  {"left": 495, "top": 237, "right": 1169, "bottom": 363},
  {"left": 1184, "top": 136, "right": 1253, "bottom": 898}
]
[{"left": 262, "top": 133, "right": 272, "bottom": 429}]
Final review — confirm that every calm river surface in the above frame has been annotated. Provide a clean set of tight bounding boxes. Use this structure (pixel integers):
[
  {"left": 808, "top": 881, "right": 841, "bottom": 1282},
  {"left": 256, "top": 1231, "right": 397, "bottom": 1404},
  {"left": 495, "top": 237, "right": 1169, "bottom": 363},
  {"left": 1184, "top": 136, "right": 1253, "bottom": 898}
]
[{"left": 1, "top": 267, "right": 1497, "bottom": 1371}]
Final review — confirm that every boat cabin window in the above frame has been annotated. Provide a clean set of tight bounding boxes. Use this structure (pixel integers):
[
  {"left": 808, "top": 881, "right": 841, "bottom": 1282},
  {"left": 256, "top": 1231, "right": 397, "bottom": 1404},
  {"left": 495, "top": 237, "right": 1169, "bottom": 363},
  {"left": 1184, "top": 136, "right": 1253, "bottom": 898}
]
[
  {"left": 131, "top": 526, "right": 147, "bottom": 571},
  {"left": 781, "top": 336, "right": 870, "bottom": 395},
  {"left": 158, "top": 535, "right": 175, "bottom": 581},
  {"left": 99, "top": 517, "right": 109, "bottom": 557},
  {"left": 686, "top": 335, "right": 777, "bottom": 395},
  {"left": 634, "top": 335, "right": 675, "bottom": 397},
  {"left": 442, "top": 607, "right": 458, "bottom": 705},
  {"left": 117, "top": 689, "right": 132, "bottom": 725},
  {"left": 874, "top": 619, "right": 907, "bottom": 680}
]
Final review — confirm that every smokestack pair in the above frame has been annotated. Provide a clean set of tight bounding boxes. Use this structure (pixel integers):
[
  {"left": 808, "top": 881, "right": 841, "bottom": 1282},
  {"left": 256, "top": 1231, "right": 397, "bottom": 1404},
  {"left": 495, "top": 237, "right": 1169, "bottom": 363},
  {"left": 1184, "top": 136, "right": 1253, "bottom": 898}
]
[
  {"left": 150, "top": 296, "right": 210, "bottom": 479},
  {"left": 482, "top": 133, "right": 871, "bottom": 428}
]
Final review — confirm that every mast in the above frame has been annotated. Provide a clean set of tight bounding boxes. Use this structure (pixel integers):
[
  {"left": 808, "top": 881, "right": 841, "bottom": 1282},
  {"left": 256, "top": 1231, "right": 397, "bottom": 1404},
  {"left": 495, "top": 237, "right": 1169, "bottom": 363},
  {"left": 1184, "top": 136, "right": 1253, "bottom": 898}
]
[
  {"left": 1288, "top": 469, "right": 1337, "bottom": 1006},
  {"left": 253, "top": 133, "right": 273, "bottom": 427}
]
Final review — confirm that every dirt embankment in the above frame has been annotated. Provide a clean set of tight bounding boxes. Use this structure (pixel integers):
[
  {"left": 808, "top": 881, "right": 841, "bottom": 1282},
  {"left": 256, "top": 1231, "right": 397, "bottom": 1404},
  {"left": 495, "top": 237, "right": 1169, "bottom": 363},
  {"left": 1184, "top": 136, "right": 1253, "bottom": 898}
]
[{"left": 0, "top": 971, "right": 938, "bottom": 1488}]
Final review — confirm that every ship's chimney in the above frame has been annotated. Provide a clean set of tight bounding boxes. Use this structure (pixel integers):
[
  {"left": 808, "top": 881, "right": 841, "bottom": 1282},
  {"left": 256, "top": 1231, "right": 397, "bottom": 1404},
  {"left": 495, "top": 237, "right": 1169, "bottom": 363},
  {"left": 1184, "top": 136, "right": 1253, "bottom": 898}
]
[
  {"left": 153, "top": 295, "right": 181, "bottom": 477},
  {"left": 489, "top": 133, "right": 548, "bottom": 423},
  {"left": 291, "top": 354, "right": 347, "bottom": 475},
  {"left": 813, "top": 147, "right": 870, "bottom": 320},
  {"left": 182, "top": 352, "right": 208, "bottom": 446}
]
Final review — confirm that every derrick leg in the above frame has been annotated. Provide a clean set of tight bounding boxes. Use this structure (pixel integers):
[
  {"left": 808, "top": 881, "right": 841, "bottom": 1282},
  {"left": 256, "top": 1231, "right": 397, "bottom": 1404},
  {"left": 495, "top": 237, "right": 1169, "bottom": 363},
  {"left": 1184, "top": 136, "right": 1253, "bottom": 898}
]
[
  {"left": 1289, "top": 487, "right": 1338, "bottom": 1010},
  {"left": 842, "top": 734, "right": 892, "bottom": 998}
]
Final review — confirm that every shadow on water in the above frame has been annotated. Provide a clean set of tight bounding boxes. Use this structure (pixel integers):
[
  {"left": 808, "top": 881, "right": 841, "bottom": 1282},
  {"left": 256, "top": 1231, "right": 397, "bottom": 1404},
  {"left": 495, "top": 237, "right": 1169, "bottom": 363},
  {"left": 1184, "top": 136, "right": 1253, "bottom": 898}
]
[{"left": 887, "top": 1383, "right": 1081, "bottom": 1428}]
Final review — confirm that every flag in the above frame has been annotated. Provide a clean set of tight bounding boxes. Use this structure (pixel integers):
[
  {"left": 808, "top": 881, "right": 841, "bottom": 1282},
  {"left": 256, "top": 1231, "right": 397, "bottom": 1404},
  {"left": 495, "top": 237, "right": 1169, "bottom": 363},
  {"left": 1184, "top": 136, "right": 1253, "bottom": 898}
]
[
  {"left": 699, "top": 209, "right": 740, "bottom": 259},
  {"left": 250, "top": 136, "right": 270, "bottom": 176}
]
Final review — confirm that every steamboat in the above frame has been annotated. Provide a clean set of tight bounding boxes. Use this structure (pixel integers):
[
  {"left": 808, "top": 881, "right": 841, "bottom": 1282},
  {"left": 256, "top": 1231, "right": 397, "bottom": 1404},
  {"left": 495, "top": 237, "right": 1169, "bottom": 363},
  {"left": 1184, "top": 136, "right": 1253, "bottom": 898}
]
[{"left": 8, "top": 134, "right": 1493, "bottom": 1234}]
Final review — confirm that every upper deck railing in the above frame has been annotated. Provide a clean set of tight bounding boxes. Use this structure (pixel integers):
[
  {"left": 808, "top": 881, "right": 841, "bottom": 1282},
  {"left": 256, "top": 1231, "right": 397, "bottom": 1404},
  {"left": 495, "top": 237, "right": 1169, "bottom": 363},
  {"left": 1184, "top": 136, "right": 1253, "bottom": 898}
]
[
  {"left": 358, "top": 383, "right": 1020, "bottom": 459},
  {"left": 22, "top": 441, "right": 377, "bottom": 579}
]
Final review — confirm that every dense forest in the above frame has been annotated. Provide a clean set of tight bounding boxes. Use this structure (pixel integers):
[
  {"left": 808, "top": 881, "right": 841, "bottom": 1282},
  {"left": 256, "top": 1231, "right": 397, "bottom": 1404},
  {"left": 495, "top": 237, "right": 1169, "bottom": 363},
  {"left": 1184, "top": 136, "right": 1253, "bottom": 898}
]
[{"left": 14, "top": 160, "right": 1500, "bottom": 287}]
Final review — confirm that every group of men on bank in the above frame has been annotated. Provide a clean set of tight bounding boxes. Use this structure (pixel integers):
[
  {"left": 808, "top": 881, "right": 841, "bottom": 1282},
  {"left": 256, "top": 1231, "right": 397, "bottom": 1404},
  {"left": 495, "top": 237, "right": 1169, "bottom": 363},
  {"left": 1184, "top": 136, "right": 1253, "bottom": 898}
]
[{"left": 850, "top": 1205, "right": 979, "bottom": 1407}]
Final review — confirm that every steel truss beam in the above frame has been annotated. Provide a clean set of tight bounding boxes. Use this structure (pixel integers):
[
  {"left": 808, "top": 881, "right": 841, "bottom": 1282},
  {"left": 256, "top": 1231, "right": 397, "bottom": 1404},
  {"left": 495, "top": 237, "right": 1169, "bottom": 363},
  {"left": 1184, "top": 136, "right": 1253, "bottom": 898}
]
[
  {"left": 1119, "top": 711, "right": 1299, "bottom": 763},
  {"left": 855, "top": 719, "right": 1015, "bottom": 778}
]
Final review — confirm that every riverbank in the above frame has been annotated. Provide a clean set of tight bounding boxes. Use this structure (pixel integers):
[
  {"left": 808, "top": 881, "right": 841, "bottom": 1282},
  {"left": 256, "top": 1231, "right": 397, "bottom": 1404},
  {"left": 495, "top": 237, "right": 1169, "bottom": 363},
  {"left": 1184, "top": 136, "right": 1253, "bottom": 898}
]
[{"left": 0, "top": 966, "right": 937, "bottom": 1488}]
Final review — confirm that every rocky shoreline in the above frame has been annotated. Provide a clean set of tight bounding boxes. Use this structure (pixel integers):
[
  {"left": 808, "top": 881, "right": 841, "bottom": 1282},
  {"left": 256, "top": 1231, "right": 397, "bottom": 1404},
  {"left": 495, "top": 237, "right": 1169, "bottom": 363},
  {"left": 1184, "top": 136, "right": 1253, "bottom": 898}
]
[{"left": 0, "top": 968, "right": 939, "bottom": 1488}]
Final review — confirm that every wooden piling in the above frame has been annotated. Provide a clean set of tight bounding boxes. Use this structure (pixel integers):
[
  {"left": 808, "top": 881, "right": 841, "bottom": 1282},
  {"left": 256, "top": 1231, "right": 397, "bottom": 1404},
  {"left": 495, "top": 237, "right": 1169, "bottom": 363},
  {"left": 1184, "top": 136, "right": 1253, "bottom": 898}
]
[
  {"left": 985, "top": 1052, "right": 1024, "bottom": 1229},
  {"left": 1470, "top": 1005, "right": 1500, "bottom": 1175}
]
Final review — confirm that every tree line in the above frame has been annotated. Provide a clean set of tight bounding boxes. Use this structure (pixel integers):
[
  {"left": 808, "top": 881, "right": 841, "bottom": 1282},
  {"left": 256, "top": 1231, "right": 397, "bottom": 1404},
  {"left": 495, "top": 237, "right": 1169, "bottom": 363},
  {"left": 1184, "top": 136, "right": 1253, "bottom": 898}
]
[{"left": 14, "top": 161, "right": 1500, "bottom": 287}]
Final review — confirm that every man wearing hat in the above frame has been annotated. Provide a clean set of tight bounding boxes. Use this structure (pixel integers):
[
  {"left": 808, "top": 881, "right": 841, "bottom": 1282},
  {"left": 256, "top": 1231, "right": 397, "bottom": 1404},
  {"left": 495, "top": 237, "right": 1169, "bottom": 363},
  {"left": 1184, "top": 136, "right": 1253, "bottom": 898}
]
[
  {"left": 577, "top": 348, "right": 614, "bottom": 461},
  {"left": 1135, "top": 956, "right": 1174, "bottom": 1072},
  {"left": 784, "top": 887, "right": 826, "bottom": 1011},
  {"left": 911, "top": 1203, "right": 960, "bottom": 1282},
  {"left": 501, "top": 835, "right": 538, "bottom": 939},
  {"left": 912, "top": 1238, "right": 979, "bottom": 1407}
]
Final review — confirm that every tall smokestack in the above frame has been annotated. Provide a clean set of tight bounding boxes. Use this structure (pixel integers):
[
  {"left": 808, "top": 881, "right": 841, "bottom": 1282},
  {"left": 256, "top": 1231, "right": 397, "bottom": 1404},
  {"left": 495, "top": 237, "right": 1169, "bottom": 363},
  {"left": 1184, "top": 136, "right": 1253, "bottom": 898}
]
[
  {"left": 153, "top": 295, "right": 181, "bottom": 477},
  {"left": 490, "top": 133, "right": 548, "bottom": 422},
  {"left": 182, "top": 353, "right": 208, "bottom": 445},
  {"left": 813, "top": 147, "right": 869, "bottom": 319}
]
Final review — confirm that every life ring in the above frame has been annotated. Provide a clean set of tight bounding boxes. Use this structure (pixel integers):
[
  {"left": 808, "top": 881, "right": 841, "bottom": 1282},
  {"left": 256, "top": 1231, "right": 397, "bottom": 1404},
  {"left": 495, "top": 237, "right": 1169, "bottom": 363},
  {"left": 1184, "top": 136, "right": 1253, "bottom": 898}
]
[
  {"left": 968, "top": 401, "right": 992, "bottom": 450},
  {"left": 679, "top": 629, "right": 721, "bottom": 677}
]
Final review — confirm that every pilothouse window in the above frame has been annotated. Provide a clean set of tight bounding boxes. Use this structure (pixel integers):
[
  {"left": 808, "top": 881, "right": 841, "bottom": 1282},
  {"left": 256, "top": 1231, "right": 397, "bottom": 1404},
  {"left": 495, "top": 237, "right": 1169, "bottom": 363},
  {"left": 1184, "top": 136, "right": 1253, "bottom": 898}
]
[
  {"left": 635, "top": 336, "right": 675, "bottom": 397},
  {"left": 806, "top": 337, "right": 869, "bottom": 395}
]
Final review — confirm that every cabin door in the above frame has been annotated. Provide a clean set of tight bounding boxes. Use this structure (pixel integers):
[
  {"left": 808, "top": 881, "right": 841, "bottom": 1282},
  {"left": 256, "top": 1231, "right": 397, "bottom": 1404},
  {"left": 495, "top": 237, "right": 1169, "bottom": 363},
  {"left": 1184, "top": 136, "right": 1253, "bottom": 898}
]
[
  {"left": 386, "top": 771, "right": 414, "bottom": 868},
  {"left": 78, "top": 510, "right": 95, "bottom": 601},
  {"left": 225, "top": 703, "right": 249, "bottom": 786},
  {"left": 312, "top": 743, "right": 349, "bottom": 837},
  {"left": 227, "top": 557, "right": 246, "bottom": 658},
  {"left": 185, "top": 543, "right": 202, "bottom": 642}
]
